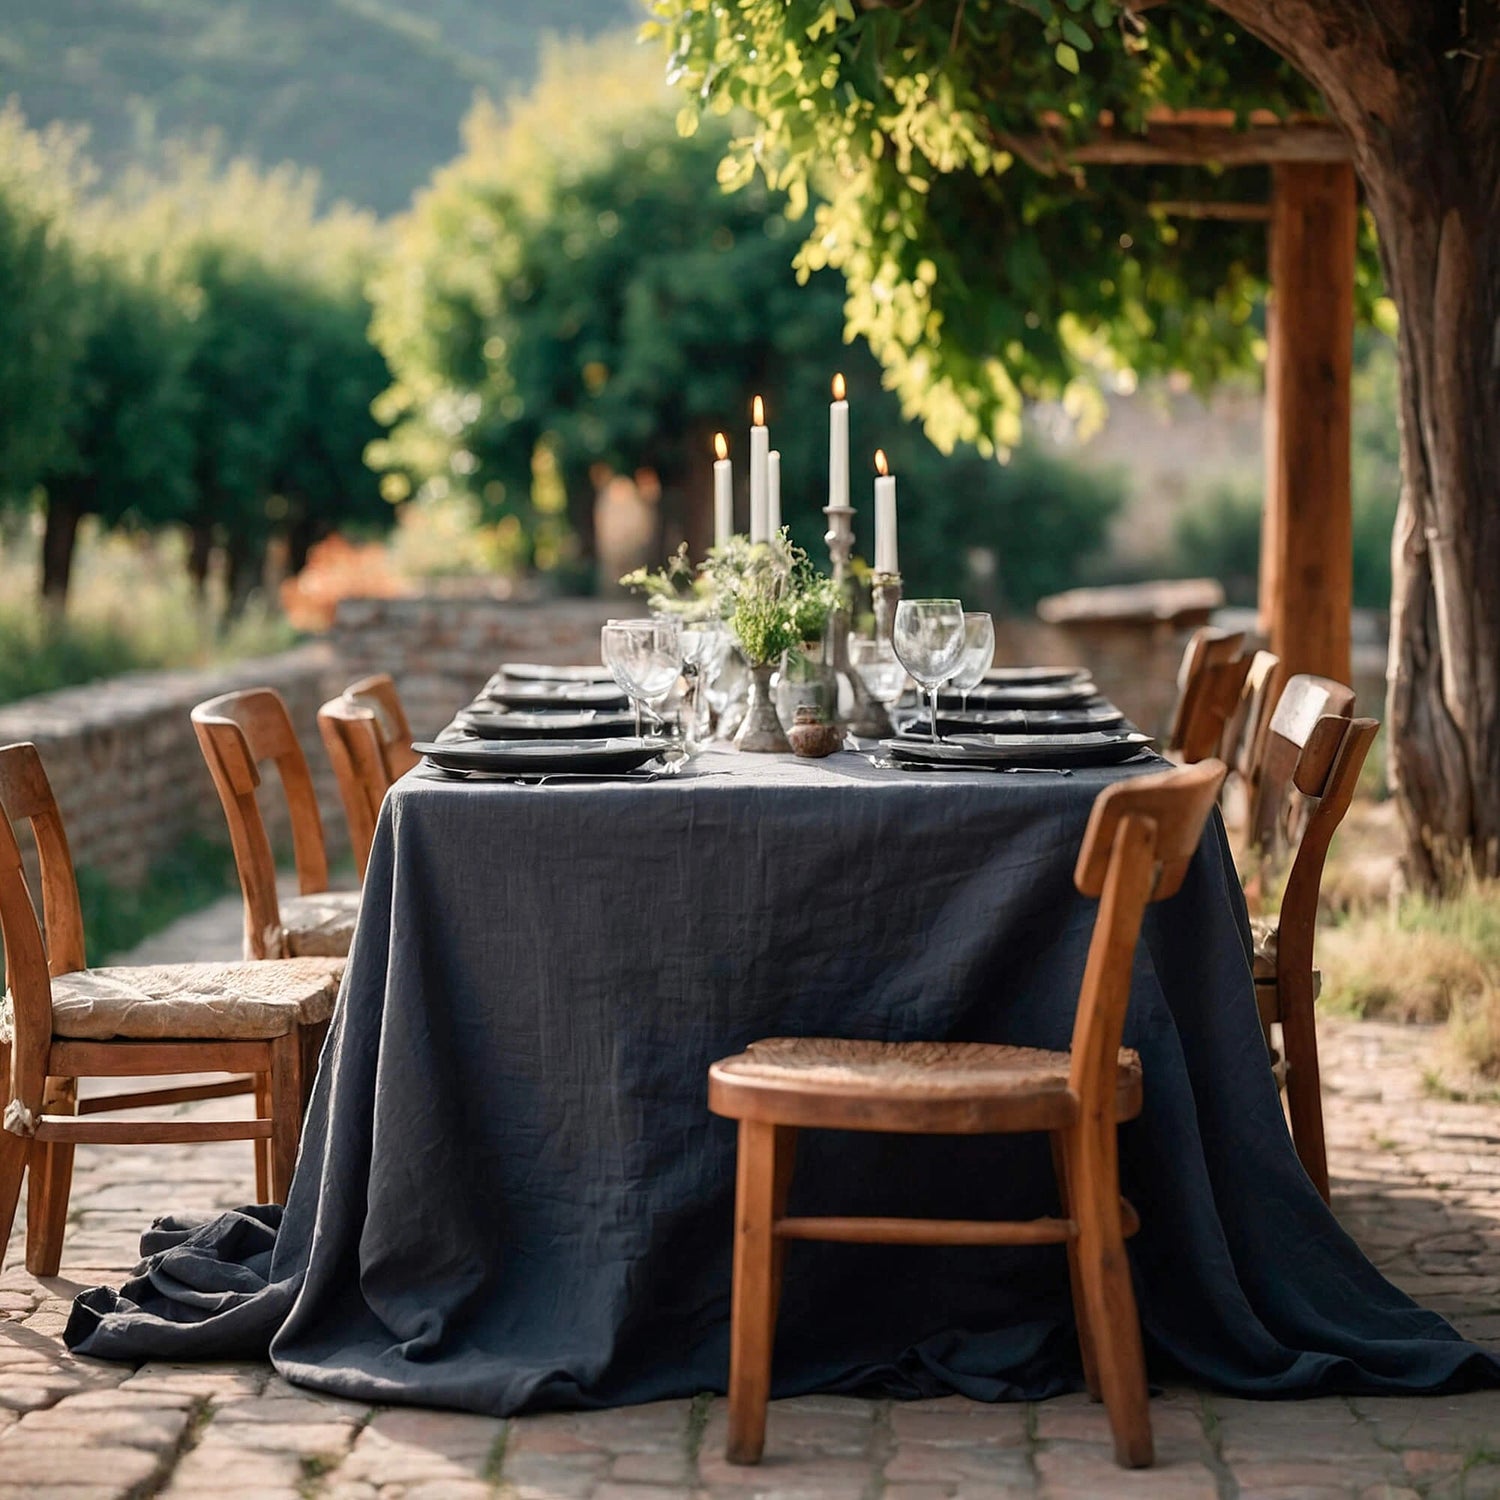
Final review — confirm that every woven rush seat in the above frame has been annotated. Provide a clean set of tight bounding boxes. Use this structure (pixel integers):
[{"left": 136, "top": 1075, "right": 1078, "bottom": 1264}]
[
  {"left": 42, "top": 957, "right": 345, "bottom": 1041},
  {"left": 275, "top": 890, "right": 361, "bottom": 959},
  {"left": 710, "top": 1036, "right": 1143, "bottom": 1133}
]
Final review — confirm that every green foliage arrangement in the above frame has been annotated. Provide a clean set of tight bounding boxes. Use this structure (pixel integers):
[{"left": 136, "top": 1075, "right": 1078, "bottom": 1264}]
[
  {"left": 648, "top": 1, "right": 1385, "bottom": 458},
  {"left": 706, "top": 533, "right": 843, "bottom": 667}
]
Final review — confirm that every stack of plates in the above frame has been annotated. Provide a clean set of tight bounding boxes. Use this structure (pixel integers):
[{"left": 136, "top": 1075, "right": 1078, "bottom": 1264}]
[
  {"left": 481, "top": 678, "right": 630, "bottom": 711},
  {"left": 453, "top": 705, "right": 636, "bottom": 741},
  {"left": 413, "top": 737, "right": 663, "bottom": 778},
  {"left": 497, "top": 662, "right": 618, "bottom": 685},
  {"left": 879, "top": 730, "right": 1153, "bottom": 770},
  {"left": 902, "top": 703, "right": 1126, "bottom": 738},
  {"left": 936, "top": 679, "right": 1098, "bottom": 711}
]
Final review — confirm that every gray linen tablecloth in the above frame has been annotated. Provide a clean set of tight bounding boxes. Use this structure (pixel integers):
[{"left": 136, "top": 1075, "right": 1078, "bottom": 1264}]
[{"left": 68, "top": 747, "right": 1499, "bottom": 1408}]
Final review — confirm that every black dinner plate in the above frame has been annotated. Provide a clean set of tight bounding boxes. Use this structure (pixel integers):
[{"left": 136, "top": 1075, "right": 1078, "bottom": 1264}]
[
  {"left": 937, "top": 681, "right": 1098, "bottom": 710},
  {"left": 482, "top": 679, "right": 630, "bottom": 711},
  {"left": 900, "top": 703, "right": 1127, "bottom": 737},
  {"left": 453, "top": 705, "right": 636, "bottom": 740},
  {"left": 880, "top": 730, "right": 1153, "bottom": 768},
  {"left": 981, "top": 666, "right": 1091, "bottom": 686},
  {"left": 498, "top": 662, "right": 617, "bottom": 684},
  {"left": 414, "top": 736, "right": 662, "bottom": 775}
]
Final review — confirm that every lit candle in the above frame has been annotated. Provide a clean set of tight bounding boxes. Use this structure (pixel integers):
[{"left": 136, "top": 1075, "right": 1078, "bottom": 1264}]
[
  {"left": 713, "top": 432, "right": 732, "bottom": 549},
  {"left": 749, "top": 395, "right": 769, "bottom": 543},
  {"left": 829, "top": 373, "right": 849, "bottom": 511},
  {"left": 874, "top": 449, "right": 898, "bottom": 575},
  {"left": 767, "top": 450, "right": 782, "bottom": 537}
]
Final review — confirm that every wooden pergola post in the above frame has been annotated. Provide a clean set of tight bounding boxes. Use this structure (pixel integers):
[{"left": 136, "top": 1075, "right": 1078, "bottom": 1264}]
[{"left": 1259, "top": 162, "right": 1358, "bottom": 684}]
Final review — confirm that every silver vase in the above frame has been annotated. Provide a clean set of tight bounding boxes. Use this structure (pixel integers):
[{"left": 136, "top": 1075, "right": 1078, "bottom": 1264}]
[{"left": 734, "top": 663, "right": 792, "bottom": 753}]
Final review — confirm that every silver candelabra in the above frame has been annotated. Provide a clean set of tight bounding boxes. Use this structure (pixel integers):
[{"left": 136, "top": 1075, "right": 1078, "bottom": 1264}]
[{"left": 824, "top": 502, "right": 896, "bottom": 739}]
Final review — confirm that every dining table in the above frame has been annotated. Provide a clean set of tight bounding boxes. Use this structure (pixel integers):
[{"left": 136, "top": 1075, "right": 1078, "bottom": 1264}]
[{"left": 67, "top": 711, "right": 1500, "bottom": 1410}]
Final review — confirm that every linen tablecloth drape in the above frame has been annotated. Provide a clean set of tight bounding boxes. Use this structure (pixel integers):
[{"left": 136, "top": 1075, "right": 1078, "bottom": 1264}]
[{"left": 68, "top": 750, "right": 1500, "bottom": 1409}]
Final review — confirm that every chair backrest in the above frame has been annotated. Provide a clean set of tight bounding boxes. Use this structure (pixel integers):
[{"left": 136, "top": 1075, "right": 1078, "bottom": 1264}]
[
  {"left": 343, "top": 674, "right": 420, "bottom": 780},
  {"left": 1219, "top": 650, "right": 1284, "bottom": 783},
  {"left": 192, "top": 688, "right": 329, "bottom": 960},
  {"left": 0, "top": 744, "right": 85, "bottom": 1117},
  {"left": 1249, "top": 673, "right": 1358, "bottom": 856},
  {"left": 317, "top": 697, "right": 390, "bottom": 881},
  {"left": 1250, "top": 673, "right": 1376, "bottom": 979},
  {"left": 1168, "top": 627, "right": 1250, "bottom": 763},
  {"left": 1068, "top": 758, "right": 1228, "bottom": 1110}
]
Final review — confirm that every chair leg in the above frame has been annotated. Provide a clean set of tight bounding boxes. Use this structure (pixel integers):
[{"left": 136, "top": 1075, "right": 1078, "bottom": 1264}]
[
  {"left": 1279, "top": 978, "right": 1331, "bottom": 1202},
  {"left": 25, "top": 1077, "right": 76, "bottom": 1278},
  {"left": 0, "top": 1043, "right": 29, "bottom": 1269},
  {"left": 298, "top": 1020, "right": 328, "bottom": 1115},
  {"left": 267, "top": 1033, "right": 304, "bottom": 1203},
  {"left": 1050, "top": 1131, "right": 1101, "bottom": 1400},
  {"left": 1063, "top": 1125, "right": 1153, "bottom": 1469},
  {"left": 726, "top": 1118, "right": 795, "bottom": 1465},
  {"left": 253, "top": 1074, "right": 272, "bottom": 1203}
]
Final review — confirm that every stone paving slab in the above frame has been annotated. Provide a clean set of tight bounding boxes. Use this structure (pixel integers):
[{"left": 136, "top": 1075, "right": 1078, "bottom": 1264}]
[{"left": 0, "top": 896, "right": 1495, "bottom": 1496}]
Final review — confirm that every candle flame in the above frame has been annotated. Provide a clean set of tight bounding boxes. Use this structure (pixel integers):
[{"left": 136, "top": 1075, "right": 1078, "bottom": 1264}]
[
  {"left": 832, "top": 372, "right": 846, "bottom": 401},
  {"left": 874, "top": 449, "right": 889, "bottom": 477},
  {"left": 752, "top": 395, "right": 765, "bottom": 426},
  {"left": 714, "top": 432, "right": 728, "bottom": 461}
]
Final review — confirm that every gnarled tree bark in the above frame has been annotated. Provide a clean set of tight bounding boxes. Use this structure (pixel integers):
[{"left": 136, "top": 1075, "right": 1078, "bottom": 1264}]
[{"left": 1215, "top": 0, "right": 1500, "bottom": 888}]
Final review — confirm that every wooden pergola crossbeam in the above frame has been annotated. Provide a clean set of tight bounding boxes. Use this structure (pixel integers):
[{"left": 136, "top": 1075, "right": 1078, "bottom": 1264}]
[{"left": 1016, "top": 108, "right": 1358, "bottom": 687}]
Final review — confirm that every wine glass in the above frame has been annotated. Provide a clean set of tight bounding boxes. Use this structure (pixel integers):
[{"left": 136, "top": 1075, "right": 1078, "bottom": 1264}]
[
  {"left": 601, "top": 619, "right": 682, "bottom": 739},
  {"left": 680, "top": 618, "right": 730, "bottom": 743},
  {"left": 892, "top": 599, "right": 966, "bottom": 744},
  {"left": 945, "top": 612, "right": 996, "bottom": 718},
  {"left": 848, "top": 635, "right": 908, "bottom": 716}
]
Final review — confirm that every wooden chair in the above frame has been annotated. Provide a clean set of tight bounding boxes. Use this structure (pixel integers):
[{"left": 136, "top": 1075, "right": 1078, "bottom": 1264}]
[
  {"left": 1167, "top": 627, "right": 1251, "bottom": 764},
  {"left": 1218, "top": 650, "right": 1285, "bottom": 830},
  {"left": 317, "top": 697, "right": 391, "bottom": 882},
  {"left": 343, "top": 674, "right": 420, "bottom": 781},
  {"left": 1246, "top": 674, "right": 1376, "bottom": 1203},
  {"left": 709, "top": 758, "right": 1228, "bottom": 1471},
  {"left": 0, "top": 743, "right": 342, "bottom": 1274},
  {"left": 192, "top": 689, "right": 360, "bottom": 962}
]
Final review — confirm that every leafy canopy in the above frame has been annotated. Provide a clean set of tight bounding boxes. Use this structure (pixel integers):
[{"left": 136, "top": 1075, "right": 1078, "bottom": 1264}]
[{"left": 649, "top": 1, "right": 1381, "bottom": 456}]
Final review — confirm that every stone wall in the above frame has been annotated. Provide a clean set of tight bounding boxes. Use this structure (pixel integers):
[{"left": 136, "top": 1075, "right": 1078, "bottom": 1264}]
[
  {"left": 0, "top": 643, "right": 347, "bottom": 897},
  {"left": 0, "top": 590, "right": 1391, "bottom": 912},
  {"left": 328, "top": 594, "right": 633, "bottom": 741}
]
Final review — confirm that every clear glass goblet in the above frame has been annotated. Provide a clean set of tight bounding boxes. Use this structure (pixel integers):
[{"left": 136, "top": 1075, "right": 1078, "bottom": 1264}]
[
  {"left": 680, "top": 618, "right": 731, "bottom": 743},
  {"left": 945, "top": 611, "right": 996, "bottom": 717},
  {"left": 848, "top": 635, "right": 909, "bottom": 715},
  {"left": 601, "top": 619, "right": 682, "bottom": 739},
  {"left": 892, "top": 598, "right": 966, "bottom": 744}
]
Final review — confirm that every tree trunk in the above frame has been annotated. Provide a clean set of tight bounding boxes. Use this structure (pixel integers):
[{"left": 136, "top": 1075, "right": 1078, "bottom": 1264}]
[
  {"left": 222, "top": 534, "right": 268, "bottom": 623},
  {"left": 40, "top": 491, "right": 84, "bottom": 612},
  {"left": 1212, "top": 0, "right": 1500, "bottom": 889},
  {"left": 1370, "top": 169, "right": 1500, "bottom": 887},
  {"left": 187, "top": 521, "right": 215, "bottom": 601}
]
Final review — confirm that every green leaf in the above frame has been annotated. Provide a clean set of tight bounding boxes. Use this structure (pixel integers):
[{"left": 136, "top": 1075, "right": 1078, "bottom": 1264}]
[
  {"left": 675, "top": 106, "right": 700, "bottom": 139},
  {"left": 1054, "top": 42, "right": 1080, "bottom": 73},
  {"left": 1060, "top": 20, "right": 1094, "bottom": 52}
]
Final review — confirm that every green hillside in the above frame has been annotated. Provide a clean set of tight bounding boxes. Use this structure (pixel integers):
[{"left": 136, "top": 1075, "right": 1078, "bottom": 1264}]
[{"left": 0, "top": 0, "right": 637, "bottom": 213}]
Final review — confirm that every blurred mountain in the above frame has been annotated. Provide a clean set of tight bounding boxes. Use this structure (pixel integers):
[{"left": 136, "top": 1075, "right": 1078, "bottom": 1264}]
[{"left": 0, "top": 0, "right": 639, "bottom": 214}]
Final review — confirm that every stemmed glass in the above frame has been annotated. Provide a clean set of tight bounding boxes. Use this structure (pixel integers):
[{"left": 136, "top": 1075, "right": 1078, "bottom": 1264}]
[
  {"left": 945, "top": 612, "right": 996, "bottom": 718},
  {"left": 601, "top": 619, "right": 683, "bottom": 740},
  {"left": 680, "top": 618, "right": 730, "bottom": 744},
  {"left": 848, "top": 635, "right": 909, "bottom": 719},
  {"left": 892, "top": 599, "right": 966, "bottom": 745}
]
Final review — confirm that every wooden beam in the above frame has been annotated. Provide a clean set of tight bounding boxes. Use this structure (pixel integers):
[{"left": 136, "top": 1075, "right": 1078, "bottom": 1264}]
[
  {"left": 1148, "top": 201, "right": 1273, "bottom": 221},
  {"left": 1011, "top": 111, "right": 1352, "bottom": 169},
  {"left": 1260, "top": 162, "right": 1357, "bottom": 686}
]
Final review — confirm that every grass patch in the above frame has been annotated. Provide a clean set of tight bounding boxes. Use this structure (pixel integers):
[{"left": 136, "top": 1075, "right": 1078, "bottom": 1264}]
[
  {"left": 75, "top": 833, "right": 240, "bottom": 965},
  {"left": 0, "top": 521, "right": 297, "bottom": 707},
  {"left": 1319, "top": 876, "right": 1500, "bottom": 1080}
]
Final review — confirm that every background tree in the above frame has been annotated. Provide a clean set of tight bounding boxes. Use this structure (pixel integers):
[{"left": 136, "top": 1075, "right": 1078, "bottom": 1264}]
[
  {"left": 34, "top": 231, "right": 199, "bottom": 608},
  {"left": 370, "top": 39, "right": 1123, "bottom": 598},
  {"left": 0, "top": 107, "right": 89, "bottom": 552},
  {"left": 653, "top": 0, "right": 1498, "bottom": 889}
]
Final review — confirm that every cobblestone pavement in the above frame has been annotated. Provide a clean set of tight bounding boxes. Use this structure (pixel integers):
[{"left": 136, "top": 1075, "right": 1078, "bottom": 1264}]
[{"left": 0, "top": 899, "right": 1495, "bottom": 1498}]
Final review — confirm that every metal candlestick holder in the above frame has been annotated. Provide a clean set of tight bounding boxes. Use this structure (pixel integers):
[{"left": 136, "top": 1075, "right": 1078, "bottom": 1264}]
[
  {"left": 871, "top": 572, "right": 903, "bottom": 646},
  {"left": 823, "top": 503, "right": 894, "bottom": 739}
]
